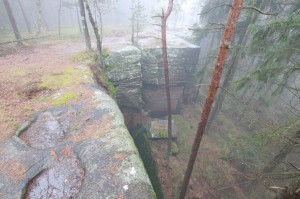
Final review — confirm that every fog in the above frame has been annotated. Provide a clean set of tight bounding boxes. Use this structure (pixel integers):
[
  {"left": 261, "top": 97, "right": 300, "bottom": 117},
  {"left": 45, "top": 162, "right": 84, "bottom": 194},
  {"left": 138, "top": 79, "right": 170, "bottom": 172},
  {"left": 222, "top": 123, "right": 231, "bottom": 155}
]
[{"left": 0, "top": 0, "right": 299, "bottom": 199}]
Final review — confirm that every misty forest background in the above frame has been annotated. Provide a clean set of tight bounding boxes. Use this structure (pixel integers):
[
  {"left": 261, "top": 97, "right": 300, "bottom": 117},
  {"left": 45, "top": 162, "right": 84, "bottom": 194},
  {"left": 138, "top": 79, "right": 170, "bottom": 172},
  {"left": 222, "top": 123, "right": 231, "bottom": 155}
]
[{"left": 0, "top": 0, "right": 299, "bottom": 198}]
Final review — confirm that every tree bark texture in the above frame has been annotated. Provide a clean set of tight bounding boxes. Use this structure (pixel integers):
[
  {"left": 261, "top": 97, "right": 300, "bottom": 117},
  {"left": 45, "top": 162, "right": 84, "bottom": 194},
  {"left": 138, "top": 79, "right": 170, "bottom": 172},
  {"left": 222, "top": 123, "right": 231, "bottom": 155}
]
[
  {"left": 3, "top": 0, "right": 22, "bottom": 42},
  {"left": 78, "top": 0, "right": 92, "bottom": 51},
  {"left": 161, "top": 0, "right": 174, "bottom": 159},
  {"left": 179, "top": 0, "right": 244, "bottom": 198},
  {"left": 36, "top": 0, "right": 43, "bottom": 35}
]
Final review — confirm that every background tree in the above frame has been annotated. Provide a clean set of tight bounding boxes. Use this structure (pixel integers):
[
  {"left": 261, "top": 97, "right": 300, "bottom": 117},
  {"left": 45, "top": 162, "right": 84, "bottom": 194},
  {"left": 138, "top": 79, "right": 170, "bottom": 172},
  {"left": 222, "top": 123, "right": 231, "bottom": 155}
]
[
  {"left": 85, "top": 0, "right": 102, "bottom": 58},
  {"left": 18, "top": 0, "right": 32, "bottom": 34},
  {"left": 161, "top": 0, "right": 174, "bottom": 160},
  {"left": 35, "top": 0, "right": 43, "bottom": 35},
  {"left": 78, "top": 0, "right": 92, "bottom": 51},
  {"left": 2, "top": 0, "right": 22, "bottom": 43},
  {"left": 131, "top": 0, "right": 145, "bottom": 46}
]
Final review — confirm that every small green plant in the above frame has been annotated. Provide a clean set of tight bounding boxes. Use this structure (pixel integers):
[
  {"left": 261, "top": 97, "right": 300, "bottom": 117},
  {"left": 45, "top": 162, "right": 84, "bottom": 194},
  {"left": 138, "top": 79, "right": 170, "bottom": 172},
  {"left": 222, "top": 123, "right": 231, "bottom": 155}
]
[
  {"left": 156, "top": 129, "right": 168, "bottom": 137},
  {"left": 99, "top": 72, "right": 118, "bottom": 97}
]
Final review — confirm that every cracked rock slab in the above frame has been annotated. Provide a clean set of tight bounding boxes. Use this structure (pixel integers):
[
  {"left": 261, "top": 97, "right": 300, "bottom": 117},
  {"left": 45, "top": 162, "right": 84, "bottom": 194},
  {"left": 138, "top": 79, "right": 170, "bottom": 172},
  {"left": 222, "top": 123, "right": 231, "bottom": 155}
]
[{"left": 0, "top": 87, "right": 155, "bottom": 199}]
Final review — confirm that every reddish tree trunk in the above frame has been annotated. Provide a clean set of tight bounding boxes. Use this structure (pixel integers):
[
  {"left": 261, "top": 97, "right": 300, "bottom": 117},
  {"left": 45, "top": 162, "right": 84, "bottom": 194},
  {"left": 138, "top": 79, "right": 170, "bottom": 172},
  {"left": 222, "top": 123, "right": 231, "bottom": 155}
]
[
  {"left": 179, "top": 0, "right": 244, "bottom": 198},
  {"left": 161, "top": 0, "right": 174, "bottom": 159}
]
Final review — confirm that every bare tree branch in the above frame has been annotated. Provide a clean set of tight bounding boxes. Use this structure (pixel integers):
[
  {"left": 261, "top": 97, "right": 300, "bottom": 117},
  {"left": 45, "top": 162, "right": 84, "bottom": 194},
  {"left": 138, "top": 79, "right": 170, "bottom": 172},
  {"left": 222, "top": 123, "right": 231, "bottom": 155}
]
[
  {"left": 198, "top": 4, "right": 280, "bottom": 16},
  {"left": 242, "top": 6, "right": 280, "bottom": 15},
  {"left": 198, "top": 4, "right": 232, "bottom": 15},
  {"left": 287, "top": 161, "right": 300, "bottom": 172}
]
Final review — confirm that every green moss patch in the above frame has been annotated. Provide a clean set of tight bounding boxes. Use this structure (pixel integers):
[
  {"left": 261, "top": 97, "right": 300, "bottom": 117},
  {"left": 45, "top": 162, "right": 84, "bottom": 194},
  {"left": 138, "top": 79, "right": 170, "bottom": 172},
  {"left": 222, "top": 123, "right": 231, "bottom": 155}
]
[
  {"left": 51, "top": 92, "right": 77, "bottom": 106},
  {"left": 40, "top": 67, "right": 88, "bottom": 90}
]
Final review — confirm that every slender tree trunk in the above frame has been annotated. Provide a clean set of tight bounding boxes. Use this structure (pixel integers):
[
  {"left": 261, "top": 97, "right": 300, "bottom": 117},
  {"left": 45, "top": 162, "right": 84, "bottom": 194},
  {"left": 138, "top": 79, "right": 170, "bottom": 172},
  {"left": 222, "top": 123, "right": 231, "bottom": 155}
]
[
  {"left": 179, "top": 0, "right": 244, "bottom": 198},
  {"left": 36, "top": 0, "right": 42, "bottom": 35},
  {"left": 161, "top": 0, "right": 174, "bottom": 160},
  {"left": 85, "top": 1, "right": 101, "bottom": 57},
  {"left": 131, "top": 0, "right": 135, "bottom": 45},
  {"left": 78, "top": 0, "right": 92, "bottom": 51},
  {"left": 3, "top": 0, "right": 22, "bottom": 43},
  {"left": 17, "top": 0, "right": 32, "bottom": 34},
  {"left": 76, "top": 5, "right": 82, "bottom": 33},
  {"left": 99, "top": 12, "right": 103, "bottom": 43},
  {"left": 31, "top": 12, "right": 38, "bottom": 30},
  {"left": 58, "top": 0, "right": 62, "bottom": 38}
]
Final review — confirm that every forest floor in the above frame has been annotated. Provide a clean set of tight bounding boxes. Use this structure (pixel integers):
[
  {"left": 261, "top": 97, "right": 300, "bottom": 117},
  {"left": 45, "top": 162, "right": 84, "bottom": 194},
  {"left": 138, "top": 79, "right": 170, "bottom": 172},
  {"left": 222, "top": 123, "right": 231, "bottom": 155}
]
[
  {"left": 149, "top": 104, "right": 249, "bottom": 199},
  {"left": 0, "top": 40, "right": 94, "bottom": 142}
]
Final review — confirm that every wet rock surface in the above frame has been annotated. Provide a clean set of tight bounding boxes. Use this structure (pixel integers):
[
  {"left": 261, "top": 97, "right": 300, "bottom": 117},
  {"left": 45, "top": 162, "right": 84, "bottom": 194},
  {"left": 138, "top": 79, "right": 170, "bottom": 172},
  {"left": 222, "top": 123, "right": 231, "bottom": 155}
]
[
  {"left": 19, "top": 110, "right": 77, "bottom": 149},
  {"left": 25, "top": 147, "right": 84, "bottom": 199},
  {"left": 0, "top": 88, "right": 155, "bottom": 199}
]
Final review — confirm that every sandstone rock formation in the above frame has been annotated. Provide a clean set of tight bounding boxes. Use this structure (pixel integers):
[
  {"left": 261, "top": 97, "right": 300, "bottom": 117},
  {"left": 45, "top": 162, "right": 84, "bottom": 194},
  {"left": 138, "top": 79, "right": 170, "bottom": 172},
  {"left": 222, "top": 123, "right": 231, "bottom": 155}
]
[
  {"left": 0, "top": 88, "right": 155, "bottom": 199},
  {"left": 104, "top": 34, "right": 200, "bottom": 116}
]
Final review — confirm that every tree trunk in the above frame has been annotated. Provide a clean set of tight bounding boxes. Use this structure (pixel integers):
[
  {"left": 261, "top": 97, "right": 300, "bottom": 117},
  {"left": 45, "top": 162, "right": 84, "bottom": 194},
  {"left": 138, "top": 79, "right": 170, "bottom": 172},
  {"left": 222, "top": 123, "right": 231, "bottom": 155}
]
[
  {"left": 78, "top": 0, "right": 92, "bottom": 51},
  {"left": 76, "top": 5, "right": 82, "bottom": 33},
  {"left": 161, "top": 0, "right": 174, "bottom": 160},
  {"left": 178, "top": 0, "right": 244, "bottom": 198},
  {"left": 131, "top": 0, "right": 135, "bottom": 45},
  {"left": 3, "top": 0, "right": 22, "bottom": 43},
  {"left": 36, "top": 0, "right": 42, "bottom": 35},
  {"left": 17, "top": 0, "right": 32, "bottom": 34},
  {"left": 58, "top": 0, "right": 62, "bottom": 38},
  {"left": 85, "top": 1, "right": 101, "bottom": 57}
]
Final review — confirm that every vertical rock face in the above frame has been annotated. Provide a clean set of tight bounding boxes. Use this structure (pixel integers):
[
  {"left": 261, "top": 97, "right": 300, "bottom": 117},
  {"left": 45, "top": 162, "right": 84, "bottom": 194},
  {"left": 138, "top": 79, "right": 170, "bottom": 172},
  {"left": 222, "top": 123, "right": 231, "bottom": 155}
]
[
  {"left": 140, "top": 47, "right": 200, "bottom": 116},
  {"left": 105, "top": 46, "right": 143, "bottom": 110},
  {"left": 104, "top": 35, "right": 200, "bottom": 116}
]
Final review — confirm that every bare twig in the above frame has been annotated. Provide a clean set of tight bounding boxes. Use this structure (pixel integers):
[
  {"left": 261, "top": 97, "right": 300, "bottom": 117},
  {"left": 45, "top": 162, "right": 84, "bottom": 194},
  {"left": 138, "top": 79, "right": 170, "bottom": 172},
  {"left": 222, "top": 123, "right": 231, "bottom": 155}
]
[
  {"left": 242, "top": 6, "right": 280, "bottom": 16},
  {"left": 189, "top": 27, "right": 224, "bottom": 31},
  {"left": 199, "top": 4, "right": 232, "bottom": 15},
  {"left": 218, "top": 180, "right": 255, "bottom": 190},
  {"left": 150, "top": 23, "right": 162, "bottom": 27},
  {"left": 287, "top": 161, "right": 300, "bottom": 172},
  {"left": 199, "top": 4, "right": 280, "bottom": 16},
  {"left": 151, "top": 15, "right": 162, "bottom": 18}
]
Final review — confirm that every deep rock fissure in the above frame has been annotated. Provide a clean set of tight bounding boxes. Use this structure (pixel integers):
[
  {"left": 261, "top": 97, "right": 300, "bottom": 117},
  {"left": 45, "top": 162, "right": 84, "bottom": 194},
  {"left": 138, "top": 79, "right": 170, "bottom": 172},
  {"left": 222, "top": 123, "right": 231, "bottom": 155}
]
[{"left": 102, "top": 37, "right": 200, "bottom": 199}]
